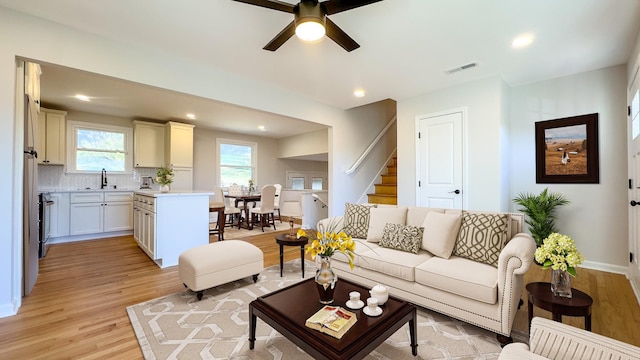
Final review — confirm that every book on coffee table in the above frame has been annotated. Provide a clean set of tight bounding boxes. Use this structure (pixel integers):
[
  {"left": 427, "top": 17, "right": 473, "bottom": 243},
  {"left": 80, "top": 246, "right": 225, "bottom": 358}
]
[{"left": 305, "top": 305, "right": 357, "bottom": 339}]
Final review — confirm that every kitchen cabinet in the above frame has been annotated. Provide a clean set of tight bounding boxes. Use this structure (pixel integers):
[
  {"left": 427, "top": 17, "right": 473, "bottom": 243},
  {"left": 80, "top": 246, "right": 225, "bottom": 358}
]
[
  {"left": 165, "top": 121, "right": 194, "bottom": 168},
  {"left": 49, "top": 192, "right": 70, "bottom": 238},
  {"left": 133, "top": 191, "right": 211, "bottom": 268},
  {"left": 133, "top": 120, "right": 165, "bottom": 168},
  {"left": 69, "top": 192, "right": 133, "bottom": 235},
  {"left": 37, "top": 108, "right": 66, "bottom": 165},
  {"left": 133, "top": 194, "right": 156, "bottom": 259}
]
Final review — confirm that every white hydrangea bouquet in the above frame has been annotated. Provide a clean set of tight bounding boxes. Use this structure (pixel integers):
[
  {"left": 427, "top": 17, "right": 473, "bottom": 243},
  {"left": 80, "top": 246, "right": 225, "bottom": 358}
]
[
  {"left": 534, "top": 232, "right": 584, "bottom": 276},
  {"left": 155, "top": 165, "right": 174, "bottom": 186}
]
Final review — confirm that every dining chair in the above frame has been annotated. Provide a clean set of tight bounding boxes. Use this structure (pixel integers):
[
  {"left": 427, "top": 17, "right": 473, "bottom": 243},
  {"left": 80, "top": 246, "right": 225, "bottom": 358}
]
[
  {"left": 273, "top": 183, "right": 282, "bottom": 223},
  {"left": 250, "top": 184, "right": 277, "bottom": 231},
  {"left": 215, "top": 187, "right": 241, "bottom": 227}
]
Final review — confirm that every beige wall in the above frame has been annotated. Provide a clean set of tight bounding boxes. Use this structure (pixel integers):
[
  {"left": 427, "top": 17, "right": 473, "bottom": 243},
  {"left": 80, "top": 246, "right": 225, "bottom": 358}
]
[
  {"left": 278, "top": 129, "right": 328, "bottom": 159},
  {"left": 192, "top": 127, "right": 328, "bottom": 191}
]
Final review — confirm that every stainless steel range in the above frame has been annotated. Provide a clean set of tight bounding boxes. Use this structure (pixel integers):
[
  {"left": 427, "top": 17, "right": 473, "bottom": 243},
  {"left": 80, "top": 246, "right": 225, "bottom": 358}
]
[{"left": 38, "top": 192, "right": 54, "bottom": 258}]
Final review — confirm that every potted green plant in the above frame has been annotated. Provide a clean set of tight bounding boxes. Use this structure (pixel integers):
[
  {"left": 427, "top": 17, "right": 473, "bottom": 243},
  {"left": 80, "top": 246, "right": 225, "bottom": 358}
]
[{"left": 513, "top": 188, "right": 570, "bottom": 247}]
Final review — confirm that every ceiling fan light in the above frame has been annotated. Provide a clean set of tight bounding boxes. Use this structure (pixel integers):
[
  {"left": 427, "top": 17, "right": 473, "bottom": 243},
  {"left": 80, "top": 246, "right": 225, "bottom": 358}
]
[{"left": 295, "top": 20, "right": 325, "bottom": 42}]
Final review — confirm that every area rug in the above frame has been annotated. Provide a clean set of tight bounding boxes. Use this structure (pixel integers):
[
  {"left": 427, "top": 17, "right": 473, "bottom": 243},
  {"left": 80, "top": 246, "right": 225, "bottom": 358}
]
[
  {"left": 127, "top": 260, "right": 504, "bottom": 359},
  {"left": 212, "top": 222, "right": 300, "bottom": 240}
]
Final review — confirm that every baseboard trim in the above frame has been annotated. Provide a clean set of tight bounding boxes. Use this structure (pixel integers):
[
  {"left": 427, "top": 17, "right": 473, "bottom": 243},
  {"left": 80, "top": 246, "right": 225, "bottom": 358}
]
[
  {"left": 49, "top": 230, "right": 133, "bottom": 245},
  {"left": 580, "top": 260, "right": 627, "bottom": 275}
]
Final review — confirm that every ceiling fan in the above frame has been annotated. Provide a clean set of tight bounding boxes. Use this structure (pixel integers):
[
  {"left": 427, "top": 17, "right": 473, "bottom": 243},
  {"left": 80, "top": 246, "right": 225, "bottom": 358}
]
[{"left": 232, "top": 0, "right": 383, "bottom": 52}]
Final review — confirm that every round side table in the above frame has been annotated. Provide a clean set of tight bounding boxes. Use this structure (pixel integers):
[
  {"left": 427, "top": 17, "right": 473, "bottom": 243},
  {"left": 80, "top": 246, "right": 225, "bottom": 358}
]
[
  {"left": 275, "top": 233, "right": 308, "bottom": 278},
  {"left": 526, "top": 281, "right": 593, "bottom": 331}
]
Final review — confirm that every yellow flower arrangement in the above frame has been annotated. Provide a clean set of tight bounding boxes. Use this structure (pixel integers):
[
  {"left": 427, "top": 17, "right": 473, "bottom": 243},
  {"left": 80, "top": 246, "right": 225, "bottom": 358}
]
[
  {"left": 534, "top": 232, "right": 584, "bottom": 276},
  {"left": 298, "top": 222, "right": 356, "bottom": 269}
]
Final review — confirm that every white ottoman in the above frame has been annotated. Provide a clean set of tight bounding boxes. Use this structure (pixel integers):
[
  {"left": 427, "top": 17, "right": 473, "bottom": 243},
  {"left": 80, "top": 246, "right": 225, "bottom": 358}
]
[{"left": 179, "top": 240, "right": 264, "bottom": 300}]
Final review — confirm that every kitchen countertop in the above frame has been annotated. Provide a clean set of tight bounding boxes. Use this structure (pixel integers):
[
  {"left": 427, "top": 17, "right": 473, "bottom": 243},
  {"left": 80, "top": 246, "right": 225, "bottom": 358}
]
[
  {"left": 134, "top": 190, "right": 215, "bottom": 197},
  {"left": 39, "top": 188, "right": 136, "bottom": 193}
]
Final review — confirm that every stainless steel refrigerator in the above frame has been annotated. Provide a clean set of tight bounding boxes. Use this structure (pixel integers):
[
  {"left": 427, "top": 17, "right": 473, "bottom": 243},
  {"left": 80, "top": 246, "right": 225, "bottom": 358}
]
[{"left": 23, "top": 92, "right": 39, "bottom": 295}]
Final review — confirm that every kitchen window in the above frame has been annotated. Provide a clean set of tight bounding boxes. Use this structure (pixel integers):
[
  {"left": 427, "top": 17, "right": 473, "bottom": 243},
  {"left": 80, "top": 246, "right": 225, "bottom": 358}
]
[
  {"left": 66, "top": 121, "right": 133, "bottom": 173},
  {"left": 217, "top": 139, "right": 257, "bottom": 187}
]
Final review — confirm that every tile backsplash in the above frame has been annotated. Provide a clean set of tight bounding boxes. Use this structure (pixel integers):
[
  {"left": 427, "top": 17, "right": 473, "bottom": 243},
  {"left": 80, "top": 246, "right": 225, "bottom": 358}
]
[{"left": 38, "top": 165, "right": 159, "bottom": 191}]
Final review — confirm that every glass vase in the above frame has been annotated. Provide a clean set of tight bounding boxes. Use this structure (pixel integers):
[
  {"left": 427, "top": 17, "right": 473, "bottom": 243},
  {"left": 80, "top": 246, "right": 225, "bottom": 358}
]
[
  {"left": 315, "top": 255, "right": 337, "bottom": 304},
  {"left": 551, "top": 269, "right": 572, "bottom": 298},
  {"left": 160, "top": 184, "right": 170, "bottom": 193}
]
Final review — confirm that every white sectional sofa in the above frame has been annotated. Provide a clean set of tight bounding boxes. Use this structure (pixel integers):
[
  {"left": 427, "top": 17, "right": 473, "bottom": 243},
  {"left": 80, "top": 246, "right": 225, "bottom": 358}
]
[
  {"left": 319, "top": 204, "right": 536, "bottom": 344},
  {"left": 499, "top": 317, "right": 640, "bottom": 359}
]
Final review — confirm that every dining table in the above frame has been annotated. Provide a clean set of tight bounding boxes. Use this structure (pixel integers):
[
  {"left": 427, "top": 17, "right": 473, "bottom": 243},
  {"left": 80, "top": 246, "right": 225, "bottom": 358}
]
[{"left": 225, "top": 193, "right": 261, "bottom": 230}]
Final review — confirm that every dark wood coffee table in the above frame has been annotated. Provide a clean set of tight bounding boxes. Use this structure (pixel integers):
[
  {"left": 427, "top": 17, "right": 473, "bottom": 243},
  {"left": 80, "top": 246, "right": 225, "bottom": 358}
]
[
  {"left": 249, "top": 277, "right": 417, "bottom": 359},
  {"left": 526, "top": 282, "right": 593, "bottom": 331}
]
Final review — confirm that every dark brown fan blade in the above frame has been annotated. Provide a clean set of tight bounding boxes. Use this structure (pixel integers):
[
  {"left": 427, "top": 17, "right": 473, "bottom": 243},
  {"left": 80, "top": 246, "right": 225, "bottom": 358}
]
[
  {"left": 322, "top": 0, "right": 383, "bottom": 15},
  {"left": 232, "top": 0, "right": 295, "bottom": 13},
  {"left": 263, "top": 21, "right": 296, "bottom": 51},
  {"left": 325, "top": 17, "right": 359, "bottom": 52}
]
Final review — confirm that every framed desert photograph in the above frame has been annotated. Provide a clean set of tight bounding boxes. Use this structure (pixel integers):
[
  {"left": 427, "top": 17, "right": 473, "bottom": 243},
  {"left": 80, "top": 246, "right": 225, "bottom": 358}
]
[{"left": 535, "top": 113, "right": 599, "bottom": 183}]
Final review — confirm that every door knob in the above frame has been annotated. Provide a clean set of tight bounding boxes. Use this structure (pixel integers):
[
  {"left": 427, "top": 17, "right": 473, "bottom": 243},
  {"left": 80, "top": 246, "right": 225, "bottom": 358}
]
[
  {"left": 449, "top": 189, "right": 461, "bottom": 195},
  {"left": 631, "top": 200, "right": 640, "bottom": 206}
]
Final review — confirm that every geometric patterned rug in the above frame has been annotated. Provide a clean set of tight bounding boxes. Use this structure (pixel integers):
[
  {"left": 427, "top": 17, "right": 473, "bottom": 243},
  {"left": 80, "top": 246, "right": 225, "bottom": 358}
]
[{"left": 127, "top": 259, "right": 504, "bottom": 359}]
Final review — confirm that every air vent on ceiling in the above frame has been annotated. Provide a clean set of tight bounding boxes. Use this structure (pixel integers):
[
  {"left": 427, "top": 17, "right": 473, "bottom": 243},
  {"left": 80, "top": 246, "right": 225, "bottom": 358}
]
[{"left": 444, "top": 62, "right": 478, "bottom": 75}]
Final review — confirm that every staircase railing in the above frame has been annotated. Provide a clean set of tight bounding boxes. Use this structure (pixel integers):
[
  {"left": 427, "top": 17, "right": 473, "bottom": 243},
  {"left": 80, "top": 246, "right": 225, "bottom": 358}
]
[{"left": 345, "top": 115, "right": 397, "bottom": 174}]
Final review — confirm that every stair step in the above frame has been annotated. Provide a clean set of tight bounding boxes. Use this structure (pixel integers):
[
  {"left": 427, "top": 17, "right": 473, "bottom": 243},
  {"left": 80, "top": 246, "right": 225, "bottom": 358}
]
[
  {"left": 381, "top": 174, "right": 396, "bottom": 184},
  {"left": 367, "top": 194, "right": 397, "bottom": 205},
  {"left": 374, "top": 184, "right": 397, "bottom": 195},
  {"left": 387, "top": 166, "right": 397, "bottom": 175}
]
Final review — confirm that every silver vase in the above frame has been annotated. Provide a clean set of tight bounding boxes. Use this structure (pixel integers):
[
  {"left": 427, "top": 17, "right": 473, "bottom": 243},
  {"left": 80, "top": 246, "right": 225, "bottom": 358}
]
[
  {"left": 551, "top": 269, "right": 572, "bottom": 298},
  {"left": 315, "top": 255, "right": 337, "bottom": 304}
]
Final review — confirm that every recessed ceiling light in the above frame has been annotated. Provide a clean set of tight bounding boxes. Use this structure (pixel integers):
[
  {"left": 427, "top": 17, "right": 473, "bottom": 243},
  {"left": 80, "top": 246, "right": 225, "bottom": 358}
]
[
  {"left": 258, "top": 125, "right": 266, "bottom": 131},
  {"left": 186, "top": 113, "right": 196, "bottom": 119},
  {"left": 354, "top": 89, "right": 365, "bottom": 98},
  {"left": 512, "top": 34, "right": 534, "bottom": 48},
  {"left": 75, "top": 94, "right": 90, "bottom": 102}
]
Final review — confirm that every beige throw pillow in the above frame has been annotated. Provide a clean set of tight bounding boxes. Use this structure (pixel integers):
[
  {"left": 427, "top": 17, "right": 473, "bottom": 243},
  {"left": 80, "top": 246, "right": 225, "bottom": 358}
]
[
  {"left": 452, "top": 212, "right": 509, "bottom": 267},
  {"left": 342, "top": 203, "right": 377, "bottom": 238},
  {"left": 366, "top": 207, "right": 408, "bottom": 242},
  {"left": 420, "top": 212, "right": 462, "bottom": 258}
]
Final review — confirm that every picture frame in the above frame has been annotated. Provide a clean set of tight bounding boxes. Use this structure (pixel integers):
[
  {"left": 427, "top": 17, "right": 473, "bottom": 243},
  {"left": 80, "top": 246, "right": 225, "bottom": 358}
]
[{"left": 535, "top": 113, "right": 599, "bottom": 184}]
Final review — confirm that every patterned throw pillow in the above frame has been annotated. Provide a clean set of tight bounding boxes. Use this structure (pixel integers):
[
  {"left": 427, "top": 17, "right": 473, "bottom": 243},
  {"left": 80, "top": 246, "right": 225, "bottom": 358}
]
[
  {"left": 452, "top": 212, "right": 508, "bottom": 267},
  {"left": 343, "top": 203, "right": 376, "bottom": 238},
  {"left": 380, "top": 223, "right": 424, "bottom": 254}
]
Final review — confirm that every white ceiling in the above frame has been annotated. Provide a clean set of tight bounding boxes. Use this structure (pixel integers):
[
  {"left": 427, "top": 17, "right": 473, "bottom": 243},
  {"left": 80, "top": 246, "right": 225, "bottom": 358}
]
[{"left": 3, "top": 0, "right": 640, "bottom": 137}]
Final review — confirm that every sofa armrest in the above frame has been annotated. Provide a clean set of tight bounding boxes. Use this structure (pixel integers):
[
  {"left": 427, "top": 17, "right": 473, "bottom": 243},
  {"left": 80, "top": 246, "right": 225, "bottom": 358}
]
[
  {"left": 529, "top": 317, "right": 640, "bottom": 359},
  {"left": 317, "top": 216, "right": 345, "bottom": 232},
  {"left": 496, "top": 232, "right": 536, "bottom": 335},
  {"left": 499, "top": 233, "right": 536, "bottom": 276}
]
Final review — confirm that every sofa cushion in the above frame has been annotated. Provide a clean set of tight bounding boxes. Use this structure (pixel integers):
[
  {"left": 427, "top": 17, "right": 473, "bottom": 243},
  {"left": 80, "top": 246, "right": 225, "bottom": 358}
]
[
  {"left": 406, "top": 207, "right": 445, "bottom": 227},
  {"left": 343, "top": 203, "right": 377, "bottom": 239},
  {"left": 452, "top": 212, "right": 508, "bottom": 267},
  {"left": 331, "top": 239, "right": 380, "bottom": 266},
  {"left": 421, "top": 212, "right": 462, "bottom": 258},
  {"left": 379, "top": 223, "right": 424, "bottom": 254},
  {"left": 367, "top": 207, "right": 407, "bottom": 242},
  {"left": 415, "top": 256, "right": 498, "bottom": 304},
  {"left": 358, "top": 247, "right": 433, "bottom": 282}
]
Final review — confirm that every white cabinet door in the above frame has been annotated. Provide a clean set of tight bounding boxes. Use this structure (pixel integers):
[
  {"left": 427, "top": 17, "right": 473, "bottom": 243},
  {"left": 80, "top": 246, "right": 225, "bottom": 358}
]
[
  {"left": 104, "top": 201, "right": 132, "bottom": 232},
  {"left": 49, "top": 192, "right": 70, "bottom": 238},
  {"left": 165, "top": 122, "right": 194, "bottom": 167},
  {"left": 37, "top": 108, "right": 66, "bottom": 165},
  {"left": 133, "top": 121, "right": 165, "bottom": 168},
  {"left": 145, "top": 212, "right": 156, "bottom": 259},
  {"left": 133, "top": 207, "right": 142, "bottom": 243},
  {"left": 170, "top": 167, "right": 193, "bottom": 191},
  {"left": 69, "top": 203, "right": 104, "bottom": 235}
]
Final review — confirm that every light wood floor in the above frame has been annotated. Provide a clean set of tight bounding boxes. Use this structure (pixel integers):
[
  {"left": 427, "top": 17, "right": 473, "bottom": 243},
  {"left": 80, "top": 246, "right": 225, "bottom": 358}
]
[{"left": 1, "top": 233, "right": 639, "bottom": 359}]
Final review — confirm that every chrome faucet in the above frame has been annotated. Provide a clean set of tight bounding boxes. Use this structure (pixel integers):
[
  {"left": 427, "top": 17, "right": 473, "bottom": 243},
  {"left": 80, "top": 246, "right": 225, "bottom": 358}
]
[{"left": 101, "top": 168, "right": 108, "bottom": 189}]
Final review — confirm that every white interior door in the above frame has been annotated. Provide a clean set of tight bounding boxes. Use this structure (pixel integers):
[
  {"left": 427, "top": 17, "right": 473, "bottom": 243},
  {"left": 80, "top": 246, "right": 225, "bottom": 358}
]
[
  {"left": 628, "top": 69, "right": 640, "bottom": 296},
  {"left": 416, "top": 110, "right": 464, "bottom": 209}
]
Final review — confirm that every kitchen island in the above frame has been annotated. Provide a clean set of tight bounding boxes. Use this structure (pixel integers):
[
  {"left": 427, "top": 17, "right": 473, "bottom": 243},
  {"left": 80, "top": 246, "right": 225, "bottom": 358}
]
[{"left": 133, "top": 190, "right": 213, "bottom": 268}]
